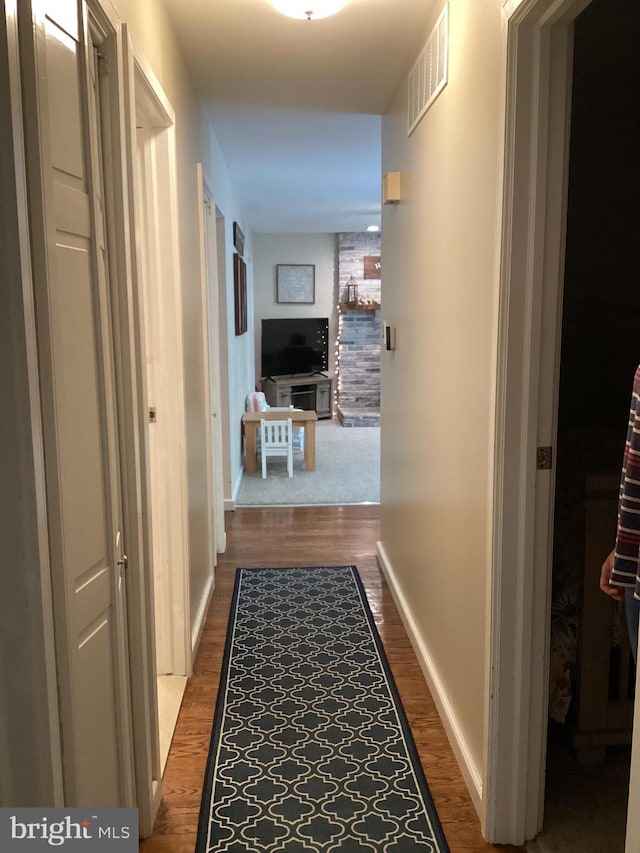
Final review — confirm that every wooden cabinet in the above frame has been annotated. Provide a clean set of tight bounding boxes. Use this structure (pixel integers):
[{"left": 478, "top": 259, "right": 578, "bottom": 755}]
[
  {"left": 316, "top": 381, "right": 331, "bottom": 417},
  {"left": 261, "top": 375, "right": 333, "bottom": 419}
]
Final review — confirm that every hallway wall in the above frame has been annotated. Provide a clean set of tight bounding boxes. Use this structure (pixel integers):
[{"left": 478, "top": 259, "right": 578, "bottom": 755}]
[
  {"left": 379, "top": 0, "right": 502, "bottom": 810},
  {"left": 208, "top": 129, "right": 255, "bottom": 505},
  {"left": 110, "top": 0, "right": 252, "bottom": 624}
]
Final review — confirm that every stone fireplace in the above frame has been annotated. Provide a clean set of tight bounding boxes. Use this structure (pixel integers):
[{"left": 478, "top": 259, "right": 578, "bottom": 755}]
[{"left": 336, "top": 232, "right": 381, "bottom": 427}]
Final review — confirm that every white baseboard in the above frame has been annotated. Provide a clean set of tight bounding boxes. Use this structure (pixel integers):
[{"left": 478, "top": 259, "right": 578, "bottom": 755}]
[
  {"left": 191, "top": 574, "right": 215, "bottom": 658},
  {"left": 376, "top": 540, "right": 484, "bottom": 815},
  {"left": 230, "top": 466, "right": 244, "bottom": 509},
  {"left": 142, "top": 778, "right": 162, "bottom": 839},
  {"left": 224, "top": 498, "right": 235, "bottom": 512}
]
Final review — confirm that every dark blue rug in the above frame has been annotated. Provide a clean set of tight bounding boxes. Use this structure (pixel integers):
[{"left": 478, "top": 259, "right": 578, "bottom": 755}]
[{"left": 195, "top": 566, "right": 450, "bottom": 852}]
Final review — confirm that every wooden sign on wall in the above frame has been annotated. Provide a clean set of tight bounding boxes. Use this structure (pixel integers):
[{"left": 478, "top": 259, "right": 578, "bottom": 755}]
[{"left": 363, "top": 256, "right": 381, "bottom": 279}]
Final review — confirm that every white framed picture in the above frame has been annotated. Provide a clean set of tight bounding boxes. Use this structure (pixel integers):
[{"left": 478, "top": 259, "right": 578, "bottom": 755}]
[{"left": 276, "top": 264, "right": 315, "bottom": 304}]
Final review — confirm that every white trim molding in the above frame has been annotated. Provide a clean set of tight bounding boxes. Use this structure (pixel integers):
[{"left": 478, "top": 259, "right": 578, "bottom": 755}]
[
  {"left": 376, "top": 541, "right": 483, "bottom": 813},
  {"left": 487, "top": 0, "right": 591, "bottom": 844},
  {"left": 127, "top": 32, "right": 192, "bottom": 679},
  {"left": 191, "top": 574, "right": 215, "bottom": 658},
  {"left": 232, "top": 466, "right": 244, "bottom": 507}
]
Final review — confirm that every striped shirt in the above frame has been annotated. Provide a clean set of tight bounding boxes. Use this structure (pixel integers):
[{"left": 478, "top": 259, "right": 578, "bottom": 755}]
[{"left": 611, "top": 365, "right": 640, "bottom": 598}]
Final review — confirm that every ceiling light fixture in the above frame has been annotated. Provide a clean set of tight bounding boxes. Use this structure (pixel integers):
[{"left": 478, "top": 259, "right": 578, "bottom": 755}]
[
  {"left": 267, "top": 0, "right": 346, "bottom": 20},
  {"left": 366, "top": 225, "right": 380, "bottom": 232}
]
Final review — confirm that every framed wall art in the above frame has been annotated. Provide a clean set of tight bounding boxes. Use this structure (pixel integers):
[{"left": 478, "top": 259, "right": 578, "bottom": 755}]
[
  {"left": 233, "top": 221, "right": 245, "bottom": 257},
  {"left": 276, "top": 264, "right": 315, "bottom": 304},
  {"left": 234, "top": 252, "right": 247, "bottom": 335}
]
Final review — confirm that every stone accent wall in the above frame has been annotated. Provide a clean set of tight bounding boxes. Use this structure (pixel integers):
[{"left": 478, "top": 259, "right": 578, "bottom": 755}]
[
  {"left": 338, "top": 310, "right": 381, "bottom": 425},
  {"left": 337, "top": 233, "right": 381, "bottom": 426},
  {"left": 338, "top": 232, "right": 381, "bottom": 304}
]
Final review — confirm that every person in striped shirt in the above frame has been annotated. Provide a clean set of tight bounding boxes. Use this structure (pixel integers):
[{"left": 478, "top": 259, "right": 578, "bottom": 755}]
[{"left": 600, "top": 365, "right": 640, "bottom": 661}]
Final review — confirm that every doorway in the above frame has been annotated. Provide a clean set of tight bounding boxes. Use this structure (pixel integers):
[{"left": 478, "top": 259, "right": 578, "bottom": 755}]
[
  {"left": 488, "top": 0, "right": 640, "bottom": 845},
  {"left": 544, "top": 0, "right": 640, "bottom": 846},
  {"left": 131, "top": 53, "right": 191, "bottom": 772}
]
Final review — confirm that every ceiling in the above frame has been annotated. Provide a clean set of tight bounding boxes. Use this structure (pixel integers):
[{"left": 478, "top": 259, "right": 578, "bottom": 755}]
[{"left": 162, "top": 0, "right": 437, "bottom": 233}]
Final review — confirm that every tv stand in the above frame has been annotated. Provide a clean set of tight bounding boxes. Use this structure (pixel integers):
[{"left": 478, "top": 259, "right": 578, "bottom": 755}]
[{"left": 261, "top": 374, "right": 333, "bottom": 419}]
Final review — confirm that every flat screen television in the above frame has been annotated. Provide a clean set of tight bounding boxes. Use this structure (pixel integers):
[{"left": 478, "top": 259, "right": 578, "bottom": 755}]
[{"left": 261, "top": 317, "right": 329, "bottom": 378}]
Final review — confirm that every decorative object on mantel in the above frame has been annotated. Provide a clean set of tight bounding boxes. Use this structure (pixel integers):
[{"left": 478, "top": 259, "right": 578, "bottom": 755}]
[
  {"left": 346, "top": 275, "right": 358, "bottom": 305},
  {"left": 233, "top": 252, "right": 247, "bottom": 335},
  {"left": 363, "top": 256, "right": 381, "bottom": 279},
  {"left": 276, "top": 264, "right": 315, "bottom": 304},
  {"left": 233, "top": 221, "right": 245, "bottom": 257}
]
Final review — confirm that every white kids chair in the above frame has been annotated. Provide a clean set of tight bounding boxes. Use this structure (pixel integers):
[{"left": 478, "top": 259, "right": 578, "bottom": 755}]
[
  {"left": 260, "top": 418, "right": 293, "bottom": 478},
  {"left": 245, "top": 392, "right": 305, "bottom": 453}
]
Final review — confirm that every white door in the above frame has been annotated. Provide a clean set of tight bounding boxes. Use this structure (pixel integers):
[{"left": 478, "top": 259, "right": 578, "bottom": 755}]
[
  {"left": 134, "top": 126, "right": 174, "bottom": 675},
  {"left": 198, "top": 172, "right": 227, "bottom": 556},
  {"left": 22, "top": 0, "right": 133, "bottom": 805},
  {"left": 122, "top": 37, "right": 191, "bottom": 678}
]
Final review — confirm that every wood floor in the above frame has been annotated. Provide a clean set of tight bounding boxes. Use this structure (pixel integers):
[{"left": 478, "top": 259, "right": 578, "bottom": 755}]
[{"left": 140, "top": 505, "right": 522, "bottom": 853}]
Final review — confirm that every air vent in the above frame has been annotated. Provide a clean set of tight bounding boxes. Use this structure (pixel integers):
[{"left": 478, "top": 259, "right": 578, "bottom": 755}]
[{"left": 407, "top": 4, "right": 449, "bottom": 136}]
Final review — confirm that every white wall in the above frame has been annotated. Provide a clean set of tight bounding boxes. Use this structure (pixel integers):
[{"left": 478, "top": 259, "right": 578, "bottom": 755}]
[
  {"left": 210, "top": 130, "right": 255, "bottom": 503},
  {"left": 253, "top": 233, "right": 338, "bottom": 385},
  {"left": 379, "top": 0, "right": 502, "bottom": 811}
]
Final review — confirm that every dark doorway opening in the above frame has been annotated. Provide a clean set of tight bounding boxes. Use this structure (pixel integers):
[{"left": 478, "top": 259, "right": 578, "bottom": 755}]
[{"left": 545, "top": 0, "right": 640, "bottom": 846}]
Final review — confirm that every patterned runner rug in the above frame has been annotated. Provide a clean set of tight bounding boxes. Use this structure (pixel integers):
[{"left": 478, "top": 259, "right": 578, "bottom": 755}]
[{"left": 196, "top": 566, "right": 450, "bottom": 852}]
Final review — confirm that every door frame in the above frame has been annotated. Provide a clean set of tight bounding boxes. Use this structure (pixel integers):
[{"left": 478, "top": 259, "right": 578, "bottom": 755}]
[
  {"left": 186, "top": 162, "right": 217, "bottom": 655},
  {"left": 124, "top": 30, "right": 192, "bottom": 678},
  {"left": 214, "top": 211, "right": 234, "bottom": 510},
  {"left": 84, "top": 0, "right": 138, "bottom": 807},
  {"left": 486, "top": 0, "right": 591, "bottom": 843},
  {"left": 90, "top": 6, "right": 162, "bottom": 833},
  {"left": 197, "top": 167, "right": 227, "bottom": 559}
]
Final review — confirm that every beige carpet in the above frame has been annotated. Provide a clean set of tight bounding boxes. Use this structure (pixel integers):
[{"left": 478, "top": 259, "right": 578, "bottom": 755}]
[{"left": 236, "top": 420, "right": 380, "bottom": 506}]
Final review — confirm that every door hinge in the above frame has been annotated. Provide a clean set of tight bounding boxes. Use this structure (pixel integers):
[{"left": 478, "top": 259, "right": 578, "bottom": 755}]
[{"left": 536, "top": 446, "right": 553, "bottom": 470}]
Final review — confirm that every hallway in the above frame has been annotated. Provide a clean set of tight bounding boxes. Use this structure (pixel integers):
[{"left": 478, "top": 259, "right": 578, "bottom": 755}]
[
  {"left": 4, "top": 1, "right": 639, "bottom": 846},
  {"left": 140, "top": 506, "right": 517, "bottom": 852}
]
